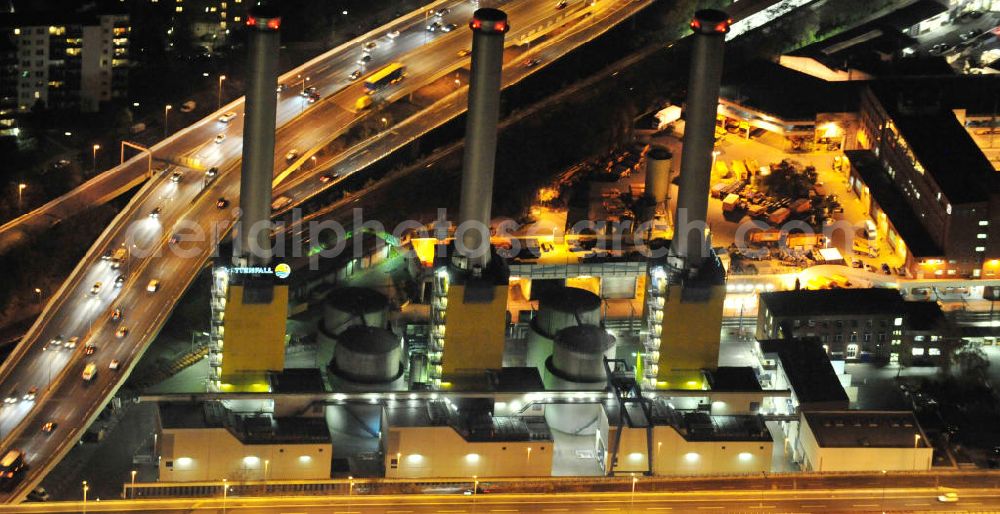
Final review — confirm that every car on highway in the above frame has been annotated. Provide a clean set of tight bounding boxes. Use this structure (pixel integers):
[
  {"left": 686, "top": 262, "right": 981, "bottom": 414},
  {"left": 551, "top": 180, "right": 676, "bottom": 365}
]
[
  {"left": 81, "top": 362, "right": 97, "bottom": 381},
  {"left": 46, "top": 335, "right": 63, "bottom": 350},
  {"left": 114, "top": 274, "right": 125, "bottom": 288},
  {"left": 434, "top": 7, "right": 450, "bottom": 17},
  {"left": 300, "top": 86, "right": 317, "bottom": 98},
  {"left": 218, "top": 111, "right": 238, "bottom": 124},
  {"left": 3, "top": 393, "right": 16, "bottom": 404},
  {"left": 169, "top": 233, "right": 180, "bottom": 245},
  {"left": 426, "top": 21, "right": 442, "bottom": 32},
  {"left": 147, "top": 279, "right": 161, "bottom": 293},
  {"left": 40, "top": 422, "right": 56, "bottom": 434},
  {"left": 216, "top": 197, "right": 229, "bottom": 209},
  {"left": 319, "top": 172, "right": 340, "bottom": 183},
  {"left": 116, "top": 326, "right": 129, "bottom": 338},
  {"left": 111, "top": 307, "right": 123, "bottom": 322},
  {"left": 214, "top": 133, "right": 226, "bottom": 144},
  {"left": 276, "top": 83, "right": 287, "bottom": 93},
  {"left": 205, "top": 167, "right": 219, "bottom": 180},
  {"left": 307, "top": 91, "right": 321, "bottom": 104},
  {"left": 109, "top": 359, "right": 120, "bottom": 370},
  {"left": 960, "top": 28, "right": 982, "bottom": 41},
  {"left": 170, "top": 171, "right": 183, "bottom": 183},
  {"left": 441, "top": 23, "right": 458, "bottom": 32},
  {"left": 53, "top": 159, "right": 71, "bottom": 169},
  {"left": 149, "top": 206, "right": 162, "bottom": 219},
  {"left": 938, "top": 492, "right": 959, "bottom": 503},
  {"left": 349, "top": 69, "right": 363, "bottom": 81},
  {"left": 285, "top": 149, "right": 300, "bottom": 162},
  {"left": 84, "top": 344, "right": 96, "bottom": 355},
  {"left": 356, "top": 54, "right": 372, "bottom": 66},
  {"left": 556, "top": 0, "right": 568, "bottom": 9},
  {"left": 457, "top": 48, "right": 471, "bottom": 57},
  {"left": 90, "top": 282, "right": 102, "bottom": 295},
  {"left": 387, "top": 30, "right": 400, "bottom": 39},
  {"left": 929, "top": 43, "right": 953, "bottom": 55},
  {"left": 523, "top": 58, "right": 542, "bottom": 67},
  {"left": 363, "top": 40, "right": 378, "bottom": 51},
  {"left": 65, "top": 336, "right": 78, "bottom": 349},
  {"left": 23, "top": 387, "right": 37, "bottom": 401}
]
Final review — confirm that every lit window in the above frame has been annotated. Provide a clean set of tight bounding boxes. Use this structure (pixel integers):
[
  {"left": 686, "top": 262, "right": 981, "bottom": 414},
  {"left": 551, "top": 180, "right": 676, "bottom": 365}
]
[
  {"left": 465, "top": 453, "right": 480, "bottom": 463},
  {"left": 912, "top": 348, "right": 925, "bottom": 356},
  {"left": 976, "top": 246, "right": 986, "bottom": 252},
  {"left": 980, "top": 220, "right": 989, "bottom": 226},
  {"left": 928, "top": 348, "right": 941, "bottom": 356},
  {"left": 406, "top": 454, "right": 423, "bottom": 464},
  {"left": 298, "top": 455, "right": 312, "bottom": 463},
  {"left": 738, "top": 452, "right": 753, "bottom": 461},
  {"left": 978, "top": 234, "right": 988, "bottom": 239},
  {"left": 684, "top": 452, "right": 700, "bottom": 463},
  {"left": 893, "top": 317, "right": 903, "bottom": 326}
]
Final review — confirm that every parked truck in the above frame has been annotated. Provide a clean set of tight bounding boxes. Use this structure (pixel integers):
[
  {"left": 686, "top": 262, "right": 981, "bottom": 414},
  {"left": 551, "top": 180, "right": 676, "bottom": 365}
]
[
  {"left": 768, "top": 207, "right": 790, "bottom": 225},
  {"left": 790, "top": 198, "right": 812, "bottom": 215},
  {"left": 722, "top": 193, "right": 740, "bottom": 213}
]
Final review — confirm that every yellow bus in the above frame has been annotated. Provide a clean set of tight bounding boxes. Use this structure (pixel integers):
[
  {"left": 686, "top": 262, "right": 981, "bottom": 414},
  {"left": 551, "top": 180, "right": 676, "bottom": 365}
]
[{"left": 364, "top": 63, "right": 405, "bottom": 93}]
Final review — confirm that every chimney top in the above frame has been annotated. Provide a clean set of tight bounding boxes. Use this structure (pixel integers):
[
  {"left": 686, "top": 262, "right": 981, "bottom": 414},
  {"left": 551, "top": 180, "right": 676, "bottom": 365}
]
[
  {"left": 471, "top": 8, "right": 509, "bottom": 34},
  {"left": 690, "top": 9, "right": 731, "bottom": 35}
]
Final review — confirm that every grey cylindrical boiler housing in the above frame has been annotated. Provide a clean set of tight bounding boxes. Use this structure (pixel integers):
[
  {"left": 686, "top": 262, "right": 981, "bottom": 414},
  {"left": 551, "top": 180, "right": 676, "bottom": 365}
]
[
  {"left": 457, "top": 8, "right": 508, "bottom": 270},
  {"left": 323, "top": 287, "right": 389, "bottom": 336},
  {"left": 672, "top": 9, "right": 730, "bottom": 265},
  {"left": 551, "top": 325, "right": 616, "bottom": 383},
  {"left": 331, "top": 325, "right": 402, "bottom": 383},
  {"left": 527, "top": 286, "right": 602, "bottom": 369},
  {"left": 237, "top": 1, "right": 281, "bottom": 266},
  {"left": 644, "top": 146, "right": 672, "bottom": 205}
]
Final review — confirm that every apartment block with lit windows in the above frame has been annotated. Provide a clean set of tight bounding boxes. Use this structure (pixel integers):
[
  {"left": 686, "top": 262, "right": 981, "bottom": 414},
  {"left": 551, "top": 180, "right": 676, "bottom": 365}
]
[
  {"left": 155, "top": 0, "right": 243, "bottom": 51},
  {"left": 851, "top": 81, "right": 1000, "bottom": 279},
  {"left": 756, "top": 288, "right": 953, "bottom": 366},
  {"left": 1, "top": 12, "right": 129, "bottom": 112}
]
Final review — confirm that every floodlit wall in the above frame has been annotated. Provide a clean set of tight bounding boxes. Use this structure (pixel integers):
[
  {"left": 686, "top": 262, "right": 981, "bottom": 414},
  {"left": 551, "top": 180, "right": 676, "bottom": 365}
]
[
  {"left": 608, "top": 425, "right": 772, "bottom": 475},
  {"left": 159, "top": 428, "right": 331, "bottom": 482},
  {"left": 657, "top": 282, "right": 725, "bottom": 388},
  {"left": 221, "top": 284, "right": 288, "bottom": 387},
  {"left": 385, "top": 427, "right": 552, "bottom": 478}
]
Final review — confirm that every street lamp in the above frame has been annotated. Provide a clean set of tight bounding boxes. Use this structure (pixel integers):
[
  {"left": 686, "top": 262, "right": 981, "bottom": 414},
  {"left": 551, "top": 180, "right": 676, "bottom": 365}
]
[
  {"left": 17, "top": 182, "right": 26, "bottom": 211},
  {"left": 348, "top": 475, "right": 354, "bottom": 495},
  {"left": 473, "top": 475, "right": 478, "bottom": 497},
  {"left": 263, "top": 459, "right": 269, "bottom": 482},
  {"left": 131, "top": 470, "right": 137, "bottom": 499},
  {"left": 164, "top": 104, "right": 173, "bottom": 137},
  {"left": 880, "top": 469, "right": 887, "bottom": 513},
  {"left": 92, "top": 144, "right": 101, "bottom": 173},
  {"left": 631, "top": 475, "right": 638, "bottom": 512},
  {"left": 301, "top": 76, "right": 310, "bottom": 94},
  {"left": 711, "top": 150, "right": 721, "bottom": 171},
  {"left": 34, "top": 287, "right": 41, "bottom": 303},
  {"left": 82, "top": 481, "right": 89, "bottom": 514},
  {"left": 222, "top": 479, "right": 228, "bottom": 514},
  {"left": 218, "top": 75, "right": 227, "bottom": 110}
]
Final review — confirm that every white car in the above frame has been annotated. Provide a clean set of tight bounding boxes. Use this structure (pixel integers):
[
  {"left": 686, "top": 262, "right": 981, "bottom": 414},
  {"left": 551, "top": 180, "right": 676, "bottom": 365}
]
[
  {"left": 170, "top": 171, "right": 183, "bottom": 183},
  {"left": 386, "top": 30, "right": 400, "bottom": 39},
  {"left": 90, "top": 282, "right": 102, "bottom": 295},
  {"left": 937, "top": 492, "right": 959, "bottom": 503},
  {"left": 284, "top": 149, "right": 300, "bottom": 162},
  {"left": 109, "top": 359, "right": 120, "bottom": 370},
  {"left": 363, "top": 40, "right": 378, "bottom": 51},
  {"left": 147, "top": 279, "right": 160, "bottom": 293},
  {"left": 214, "top": 133, "right": 226, "bottom": 144},
  {"left": 218, "top": 111, "right": 237, "bottom": 124}
]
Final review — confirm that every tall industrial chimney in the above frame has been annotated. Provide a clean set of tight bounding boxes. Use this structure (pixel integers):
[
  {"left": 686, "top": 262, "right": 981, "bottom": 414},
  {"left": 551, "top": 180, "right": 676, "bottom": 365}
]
[
  {"left": 672, "top": 9, "right": 730, "bottom": 267},
  {"left": 428, "top": 9, "right": 511, "bottom": 383},
  {"left": 456, "top": 8, "right": 508, "bottom": 270},
  {"left": 237, "top": 0, "right": 281, "bottom": 266}
]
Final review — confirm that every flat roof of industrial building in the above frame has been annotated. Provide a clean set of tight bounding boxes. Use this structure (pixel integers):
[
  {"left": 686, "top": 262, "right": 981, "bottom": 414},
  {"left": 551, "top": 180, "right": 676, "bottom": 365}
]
[
  {"left": 720, "top": 60, "right": 858, "bottom": 120},
  {"left": 845, "top": 150, "right": 943, "bottom": 257},
  {"left": 759, "top": 339, "right": 850, "bottom": 408},
  {"left": 803, "top": 410, "right": 926, "bottom": 448},
  {"left": 707, "top": 367, "right": 762, "bottom": 392},
  {"left": 903, "top": 301, "right": 947, "bottom": 332},
  {"left": 759, "top": 288, "right": 905, "bottom": 318},
  {"left": 886, "top": 109, "right": 998, "bottom": 204}
]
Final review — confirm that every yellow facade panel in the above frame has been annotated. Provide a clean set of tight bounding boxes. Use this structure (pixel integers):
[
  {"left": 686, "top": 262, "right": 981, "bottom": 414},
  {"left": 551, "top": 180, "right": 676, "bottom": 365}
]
[
  {"left": 221, "top": 284, "right": 288, "bottom": 384},
  {"left": 656, "top": 282, "right": 725, "bottom": 389},
  {"left": 442, "top": 284, "right": 507, "bottom": 377}
]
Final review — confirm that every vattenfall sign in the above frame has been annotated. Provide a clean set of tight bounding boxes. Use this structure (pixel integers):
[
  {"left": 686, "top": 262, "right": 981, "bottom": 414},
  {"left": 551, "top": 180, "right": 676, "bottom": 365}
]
[{"left": 229, "top": 262, "right": 291, "bottom": 279}]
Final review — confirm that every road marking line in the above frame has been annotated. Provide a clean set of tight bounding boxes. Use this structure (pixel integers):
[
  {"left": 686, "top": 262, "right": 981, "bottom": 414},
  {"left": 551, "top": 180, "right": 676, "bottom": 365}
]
[
  {"left": 648, "top": 508, "right": 673, "bottom": 511},
  {"left": 801, "top": 505, "right": 826, "bottom": 508},
  {"left": 543, "top": 510, "right": 569, "bottom": 512},
  {"left": 385, "top": 511, "right": 413, "bottom": 513},
  {"left": 852, "top": 504, "right": 878, "bottom": 507},
  {"left": 905, "top": 503, "right": 929, "bottom": 506},
  {"left": 697, "top": 508, "right": 724, "bottom": 510},
  {"left": 749, "top": 506, "right": 776, "bottom": 509},
  {"left": 440, "top": 511, "right": 466, "bottom": 513}
]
